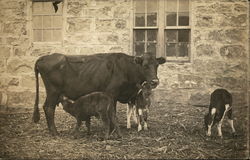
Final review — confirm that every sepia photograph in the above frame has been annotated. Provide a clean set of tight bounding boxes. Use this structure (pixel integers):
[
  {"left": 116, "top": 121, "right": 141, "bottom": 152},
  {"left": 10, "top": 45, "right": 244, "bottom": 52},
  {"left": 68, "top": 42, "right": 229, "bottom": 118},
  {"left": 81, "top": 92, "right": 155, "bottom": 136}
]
[{"left": 0, "top": 0, "right": 249, "bottom": 159}]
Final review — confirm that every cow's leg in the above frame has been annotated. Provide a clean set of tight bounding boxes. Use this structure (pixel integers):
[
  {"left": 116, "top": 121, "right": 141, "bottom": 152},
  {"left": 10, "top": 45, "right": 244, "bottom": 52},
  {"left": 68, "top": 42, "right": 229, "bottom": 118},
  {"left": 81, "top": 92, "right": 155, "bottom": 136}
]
[
  {"left": 227, "top": 108, "right": 236, "bottom": 135},
  {"left": 43, "top": 92, "right": 60, "bottom": 136},
  {"left": 132, "top": 106, "right": 138, "bottom": 124},
  {"left": 127, "top": 103, "right": 134, "bottom": 129},
  {"left": 85, "top": 117, "right": 91, "bottom": 135},
  {"left": 207, "top": 108, "right": 216, "bottom": 136}
]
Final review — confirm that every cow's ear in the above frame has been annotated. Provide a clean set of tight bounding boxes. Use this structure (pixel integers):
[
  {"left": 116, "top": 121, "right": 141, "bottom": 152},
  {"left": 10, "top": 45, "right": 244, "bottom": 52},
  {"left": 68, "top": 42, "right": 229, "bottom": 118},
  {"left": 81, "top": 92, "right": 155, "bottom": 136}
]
[
  {"left": 157, "top": 57, "right": 166, "bottom": 64},
  {"left": 134, "top": 56, "right": 143, "bottom": 65}
]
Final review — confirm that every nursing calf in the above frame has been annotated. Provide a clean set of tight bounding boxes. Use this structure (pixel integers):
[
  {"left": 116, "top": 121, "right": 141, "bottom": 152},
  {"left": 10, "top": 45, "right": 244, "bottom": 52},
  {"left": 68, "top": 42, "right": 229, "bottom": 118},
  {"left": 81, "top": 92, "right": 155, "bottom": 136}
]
[
  {"left": 127, "top": 82, "right": 152, "bottom": 132},
  {"left": 204, "top": 89, "right": 236, "bottom": 138},
  {"left": 60, "top": 92, "right": 121, "bottom": 139}
]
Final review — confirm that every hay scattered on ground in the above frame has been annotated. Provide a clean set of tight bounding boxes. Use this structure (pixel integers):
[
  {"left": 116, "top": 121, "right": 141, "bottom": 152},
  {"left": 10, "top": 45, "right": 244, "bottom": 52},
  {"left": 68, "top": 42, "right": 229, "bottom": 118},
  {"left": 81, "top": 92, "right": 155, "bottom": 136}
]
[{"left": 0, "top": 102, "right": 248, "bottom": 159}]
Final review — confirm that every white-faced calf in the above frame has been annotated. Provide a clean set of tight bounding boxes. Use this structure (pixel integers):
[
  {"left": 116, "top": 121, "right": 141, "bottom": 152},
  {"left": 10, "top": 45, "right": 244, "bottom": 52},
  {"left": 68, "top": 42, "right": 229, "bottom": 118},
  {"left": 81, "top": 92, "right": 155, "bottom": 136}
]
[
  {"left": 204, "top": 89, "right": 236, "bottom": 138},
  {"left": 60, "top": 92, "right": 121, "bottom": 139},
  {"left": 127, "top": 82, "right": 152, "bottom": 132}
]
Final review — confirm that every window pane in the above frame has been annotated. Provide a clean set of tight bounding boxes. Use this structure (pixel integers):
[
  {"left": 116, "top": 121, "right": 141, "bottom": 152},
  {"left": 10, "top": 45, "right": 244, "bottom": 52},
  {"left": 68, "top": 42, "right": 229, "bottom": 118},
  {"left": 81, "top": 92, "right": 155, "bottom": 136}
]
[
  {"left": 135, "top": 0, "right": 145, "bottom": 13},
  {"left": 33, "top": 16, "right": 42, "bottom": 29},
  {"left": 179, "top": 0, "right": 189, "bottom": 12},
  {"left": 166, "top": 30, "right": 177, "bottom": 42},
  {"left": 53, "top": 16, "right": 62, "bottom": 28},
  {"left": 52, "top": 29, "right": 62, "bottom": 41},
  {"left": 135, "top": 13, "right": 145, "bottom": 27},
  {"left": 166, "top": 43, "right": 177, "bottom": 57},
  {"left": 147, "top": 13, "right": 157, "bottom": 26},
  {"left": 178, "top": 43, "right": 189, "bottom": 57},
  {"left": 43, "top": 30, "right": 52, "bottom": 41},
  {"left": 33, "top": 2, "right": 43, "bottom": 14},
  {"left": 166, "top": 13, "right": 177, "bottom": 26},
  {"left": 33, "top": 30, "right": 42, "bottom": 41},
  {"left": 147, "top": 0, "right": 157, "bottom": 13},
  {"left": 165, "top": 0, "right": 177, "bottom": 12},
  {"left": 147, "top": 43, "right": 157, "bottom": 54},
  {"left": 178, "top": 30, "right": 190, "bottom": 42},
  {"left": 147, "top": 30, "right": 157, "bottom": 42},
  {"left": 43, "top": 2, "right": 54, "bottom": 14},
  {"left": 135, "top": 42, "right": 145, "bottom": 56},
  {"left": 135, "top": 30, "right": 145, "bottom": 42},
  {"left": 43, "top": 16, "right": 52, "bottom": 28},
  {"left": 178, "top": 12, "right": 189, "bottom": 26}
]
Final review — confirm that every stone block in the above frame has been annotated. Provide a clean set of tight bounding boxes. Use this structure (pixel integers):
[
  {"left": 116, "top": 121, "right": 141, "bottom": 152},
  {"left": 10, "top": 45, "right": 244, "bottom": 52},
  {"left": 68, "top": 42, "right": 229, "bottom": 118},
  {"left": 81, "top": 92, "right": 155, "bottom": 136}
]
[
  {"left": 13, "top": 47, "right": 26, "bottom": 56},
  {"left": 67, "top": 1, "right": 87, "bottom": 17},
  {"left": 67, "top": 18, "right": 92, "bottom": 33},
  {"left": 20, "top": 75, "right": 36, "bottom": 89},
  {"left": 7, "top": 90, "right": 36, "bottom": 107},
  {"left": 96, "top": 19, "right": 113, "bottom": 32},
  {"left": 115, "top": 19, "right": 127, "bottom": 29},
  {"left": 3, "top": 21, "right": 26, "bottom": 35},
  {"left": 0, "top": 59, "right": 6, "bottom": 73},
  {"left": 114, "top": 5, "right": 130, "bottom": 18},
  {"left": 216, "top": 14, "right": 247, "bottom": 27},
  {"left": 196, "top": 44, "right": 215, "bottom": 57},
  {"left": 233, "top": 3, "right": 247, "bottom": 13},
  {"left": 195, "top": 15, "right": 214, "bottom": 27},
  {"left": 0, "top": 76, "right": 19, "bottom": 88},
  {"left": 220, "top": 45, "right": 246, "bottom": 59},
  {"left": 0, "top": 46, "right": 11, "bottom": 58},
  {"left": 7, "top": 57, "right": 34, "bottom": 74}
]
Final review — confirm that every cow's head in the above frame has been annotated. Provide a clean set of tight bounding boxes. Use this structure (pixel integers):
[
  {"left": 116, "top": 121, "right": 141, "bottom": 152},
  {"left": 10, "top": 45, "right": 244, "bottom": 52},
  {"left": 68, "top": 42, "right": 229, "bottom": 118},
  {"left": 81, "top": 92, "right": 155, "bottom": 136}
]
[{"left": 134, "top": 52, "right": 166, "bottom": 88}]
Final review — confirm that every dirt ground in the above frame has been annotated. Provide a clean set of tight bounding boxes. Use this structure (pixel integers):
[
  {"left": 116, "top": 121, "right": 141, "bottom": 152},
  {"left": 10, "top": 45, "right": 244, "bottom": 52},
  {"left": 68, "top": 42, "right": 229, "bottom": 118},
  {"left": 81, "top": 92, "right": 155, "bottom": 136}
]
[{"left": 0, "top": 102, "right": 249, "bottom": 159}]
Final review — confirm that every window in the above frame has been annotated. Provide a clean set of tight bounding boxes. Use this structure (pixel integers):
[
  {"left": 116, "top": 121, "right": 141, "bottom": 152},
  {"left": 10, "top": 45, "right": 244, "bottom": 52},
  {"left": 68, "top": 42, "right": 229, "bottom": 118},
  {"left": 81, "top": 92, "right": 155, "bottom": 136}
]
[
  {"left": 134, "top": 0, "right": 190, "bottom": 62},
  {"left": 32, "top": 1, "right": 63, "bottom": 42},
  {"left": 134, "top": 0, "right": 158, "bottom": 56}
]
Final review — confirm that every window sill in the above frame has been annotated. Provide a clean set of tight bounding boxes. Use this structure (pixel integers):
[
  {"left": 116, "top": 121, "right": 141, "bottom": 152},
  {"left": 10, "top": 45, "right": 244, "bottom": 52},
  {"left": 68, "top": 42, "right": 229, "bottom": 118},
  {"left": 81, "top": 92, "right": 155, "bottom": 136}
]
[{"left": 32, "top": 42, "right": 62, "bottom": 46}]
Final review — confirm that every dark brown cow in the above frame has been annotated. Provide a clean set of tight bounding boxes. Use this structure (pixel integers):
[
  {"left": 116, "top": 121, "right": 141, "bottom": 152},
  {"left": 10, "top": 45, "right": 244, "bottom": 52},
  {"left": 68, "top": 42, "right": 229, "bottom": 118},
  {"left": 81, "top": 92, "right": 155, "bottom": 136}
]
[
  {"left": 59, "top": 92, "right": 121, "bottom": 139},
  {"left": 204, "top": 89, "right": 236, "bottom": 138},
  {"left": 33, "top": 52, "right": 166, "bottom": 135}
]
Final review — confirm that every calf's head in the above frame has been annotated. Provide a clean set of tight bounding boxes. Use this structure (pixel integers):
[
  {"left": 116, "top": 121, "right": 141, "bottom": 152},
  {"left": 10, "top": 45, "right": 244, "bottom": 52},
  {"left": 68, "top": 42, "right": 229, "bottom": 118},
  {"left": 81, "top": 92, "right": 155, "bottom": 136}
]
[{"left": 134, "top": 52, "right": 166, "bottom": 88}]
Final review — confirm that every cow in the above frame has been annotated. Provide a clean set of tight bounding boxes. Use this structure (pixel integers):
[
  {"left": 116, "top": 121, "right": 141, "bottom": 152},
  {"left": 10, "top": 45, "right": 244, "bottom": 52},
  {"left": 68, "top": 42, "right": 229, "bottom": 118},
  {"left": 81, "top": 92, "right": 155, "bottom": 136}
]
[
  {"left": 33, "top": 52, "right": 166, "bottom": 135},
  {"left": 204, "top": 89, "right": 236, "bottom": 138},
  {"left": 59, "top": 92, "right": 121, "bottom": 139},
  {"left": 127, "top": 82, "right": 152, "bottom": 132}
]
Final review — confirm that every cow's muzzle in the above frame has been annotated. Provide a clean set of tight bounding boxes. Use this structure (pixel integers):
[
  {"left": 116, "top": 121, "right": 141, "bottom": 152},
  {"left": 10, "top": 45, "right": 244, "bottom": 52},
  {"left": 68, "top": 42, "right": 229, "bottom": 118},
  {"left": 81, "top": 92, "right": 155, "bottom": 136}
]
[{"left": 150, "top": 79, "right": 159, "bottom": 88}]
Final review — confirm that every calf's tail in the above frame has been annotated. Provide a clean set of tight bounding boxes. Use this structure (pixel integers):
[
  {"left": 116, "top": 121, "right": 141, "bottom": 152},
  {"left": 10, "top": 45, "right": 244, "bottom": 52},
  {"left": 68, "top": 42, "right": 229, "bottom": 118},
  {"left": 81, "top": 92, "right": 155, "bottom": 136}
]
[{"left": 32, "top": 62, "right": 40, "bottom": 123}]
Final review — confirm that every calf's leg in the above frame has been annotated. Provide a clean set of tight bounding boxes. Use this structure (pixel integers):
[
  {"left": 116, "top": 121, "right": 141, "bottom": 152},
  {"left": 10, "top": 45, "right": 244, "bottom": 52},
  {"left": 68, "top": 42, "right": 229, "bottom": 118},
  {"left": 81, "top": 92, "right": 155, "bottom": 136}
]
[
  {"left": 227, "top": 109, "right": 236, "bottom": 135},
  {"left": 217, "top": 104, "right": 230, "bottom": 138},
  {"left": 127, "top": 103, "right": 134, "bottom": 129},
  {"left": 207, "top": 108, "right": 216, "bottom": 136}
]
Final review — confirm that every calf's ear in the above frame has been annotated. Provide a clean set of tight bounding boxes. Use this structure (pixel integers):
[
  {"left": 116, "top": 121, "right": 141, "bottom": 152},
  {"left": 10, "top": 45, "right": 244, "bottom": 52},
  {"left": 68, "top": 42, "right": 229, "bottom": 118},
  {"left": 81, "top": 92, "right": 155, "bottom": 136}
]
[
  {"left": 157, "top": 57, "right": 166, "bottom": 64},
  {"left": 134, "top": 56, "right": 143, "bottom": 65}
]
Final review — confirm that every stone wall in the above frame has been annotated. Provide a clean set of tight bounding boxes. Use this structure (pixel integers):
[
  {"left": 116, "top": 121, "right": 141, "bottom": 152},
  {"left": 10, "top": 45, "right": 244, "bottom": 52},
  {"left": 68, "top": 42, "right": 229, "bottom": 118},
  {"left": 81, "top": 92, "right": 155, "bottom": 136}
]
[
  {"left": 155, "top": 0, "right": 249, "bottom": 108},
  {"left": 0, "top": 0, "right": 249, "bottom": 109}
]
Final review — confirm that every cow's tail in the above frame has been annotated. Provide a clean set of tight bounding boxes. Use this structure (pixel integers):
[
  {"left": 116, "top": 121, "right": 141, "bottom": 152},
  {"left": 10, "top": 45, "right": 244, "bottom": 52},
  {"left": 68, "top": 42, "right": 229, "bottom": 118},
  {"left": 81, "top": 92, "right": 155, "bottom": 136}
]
[{"left": 33, "top": 61, "right": 40, "bottom": 123}]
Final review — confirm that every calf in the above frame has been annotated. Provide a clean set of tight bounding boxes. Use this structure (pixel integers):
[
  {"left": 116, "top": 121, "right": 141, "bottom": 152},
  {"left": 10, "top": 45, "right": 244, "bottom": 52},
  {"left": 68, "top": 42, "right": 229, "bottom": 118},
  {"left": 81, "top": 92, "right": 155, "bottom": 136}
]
[
  {"left": 59, "top": 92, "right": 121, "bottom": 139},
  {"left": 204, "top": 89, "right": 236, "bottom": 138},
  {"left": 127, "top": 82, "right": 152, "bottom": 132}
]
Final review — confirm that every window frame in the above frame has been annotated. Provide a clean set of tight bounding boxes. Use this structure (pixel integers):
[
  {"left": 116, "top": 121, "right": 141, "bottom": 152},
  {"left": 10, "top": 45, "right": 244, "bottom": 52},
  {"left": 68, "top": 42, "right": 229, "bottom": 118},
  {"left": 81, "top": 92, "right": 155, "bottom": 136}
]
[
  {"left": 133, "top": 0, "right": 191, "bottom": 62},
  {"left": 133, "top": 0, "right": 159, "bottom": 56},
  {"left": 31, "top": 0, "right": 64, "bottom": 45}
]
